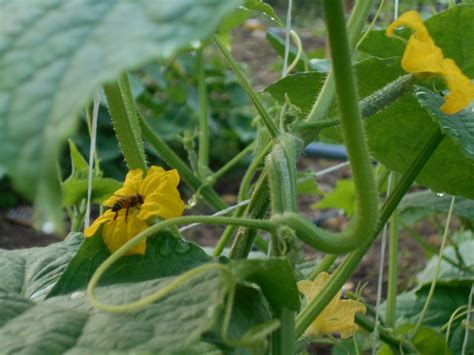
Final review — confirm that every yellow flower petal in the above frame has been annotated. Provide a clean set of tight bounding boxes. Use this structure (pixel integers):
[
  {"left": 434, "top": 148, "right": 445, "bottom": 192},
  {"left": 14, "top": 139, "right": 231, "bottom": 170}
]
[
  {"left": 386, "top": 10, "right": 429, "bottom": 40},
  {"left": 85, "top": 165, "right": 184, "bottom": 255},
  {"left": 84, "top": 210, "right": 115, "bottom": 237},
  {"left": 297, "top": 272, "right": 366, "bottom": 339},
  {"left": 387, "top": 11, "right": 474, "bottom": 114},
  {"left": 101, "top": 211, "right": 147, "bottom": 255}
]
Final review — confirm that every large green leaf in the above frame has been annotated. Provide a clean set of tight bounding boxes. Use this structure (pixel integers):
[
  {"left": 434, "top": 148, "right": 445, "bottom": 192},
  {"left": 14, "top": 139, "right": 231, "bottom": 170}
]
[
  {"left": 48, "top": 231, "right": 211, "bottom": 297},
  {"left": 0, "top": 270, "right": 227, "bottom": 354},
  {"left": 398, "top": 190, "right": 474, "bottom": 225},
  {"left": 365, "top": 89, "right": 474, "bottom": 199},
  {"left": 415, "top": 86, "right": 474, "bottom": 162},
  {"left": 0, "top": 0, "right": 241, "bottom": 232},
  {"left": 229, "top": 258, "right": 300, "bottom": 312},
  {"left": 417, "top": 232, "right": 474, "bottom": 288},
  {"left": 381, "top": 286, "right": 471, "bottom": 354},
  {"left": 0, "top": 233, "right": 82, "bottom": 300}
]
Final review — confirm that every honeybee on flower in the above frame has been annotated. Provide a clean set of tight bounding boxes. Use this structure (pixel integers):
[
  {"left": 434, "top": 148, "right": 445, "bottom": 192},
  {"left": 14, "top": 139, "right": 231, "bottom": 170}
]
[{"left": 85, "top": 166, "right": 185, "bottom": 255}]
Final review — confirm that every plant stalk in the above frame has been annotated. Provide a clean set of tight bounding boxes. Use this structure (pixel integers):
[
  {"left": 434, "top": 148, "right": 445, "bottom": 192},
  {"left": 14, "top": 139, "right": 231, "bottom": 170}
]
[
  {"left": 197, "top": 48, "right": 210, "bottom": 178},
  {"left": 103, "top": 73, "right": 147, "bottom": 172},
  {"left": 295, "top": 128, "right": 444, "bottom": 338}
]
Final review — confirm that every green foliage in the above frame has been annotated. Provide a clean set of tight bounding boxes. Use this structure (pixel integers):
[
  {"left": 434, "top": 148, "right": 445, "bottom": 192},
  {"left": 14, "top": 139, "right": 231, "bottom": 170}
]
[
  {"left": 0, "top": 0, "right": 241, "bottom": 232},
  {"left": 417, "top": 231, "right": 474, "bottom": 288},
  {"left": 0, "top": 233, "right": 82, "bottom": 299},
  {"left": 296, "top": 171, "right": 321, "bottom": 196},
  {"left": 48, "top": 232, "right": 211, "bottom": 298},
  {"left": 0, "top": 271, "right": 226, "bottom": 354},
  {"left": 312, "top": 179, "right": 356, "bottom": 216}
]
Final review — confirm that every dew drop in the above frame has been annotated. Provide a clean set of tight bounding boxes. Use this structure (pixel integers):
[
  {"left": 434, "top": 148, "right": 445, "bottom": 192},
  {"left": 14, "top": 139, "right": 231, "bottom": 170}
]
[
  {"left": 70, "top": 291, "right": 85, "bottom": 300},
  {"left": 42, "top": 221, "right": 55, "bottom": 234},
  {"left": 436, "top": 192, "right": 445, "bottom": 197},
  {"left": 175, "top": 239, "right": 191, "bottom": 254}
]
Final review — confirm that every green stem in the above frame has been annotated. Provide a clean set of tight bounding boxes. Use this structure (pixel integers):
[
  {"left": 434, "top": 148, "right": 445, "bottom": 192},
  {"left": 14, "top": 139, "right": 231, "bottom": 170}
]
[
  {"left": 275, "top": 0, "right": 378, "bottom": 254},
  {"left": 309, "top": 254, "right": 338, "bottom": 280},
  {"left": 272, "top": 308, "right": 295, "bottom": 355},
  {"left": 207, "top": 142, "right": 255, "bottom": 186},
  {"left": 139, "top": 116, "right": 227, "bottom": 211},
  {"left": 197, "top": 48, "right": 209, "bottom": 178},
  {"left": 411, "top": 195, "right": 456, "bottom": 338},
  {"left": 213, "top": 142, "right": 271, "bottom": 257},
  {"left": 355, "top": 314, "right": 418, "bottom": 353},
  {"left": 213, "top": 35, "right": 279, "bottom": 139},
  {"left": 103, "top": 73, "right": 147, "bottom": 172},
  {"left": 306, "top": 0, "right": 375, "bottom": 124},
  {"left": 295, "top": 128, "right": 444, "bottom": 339},
  {"left": 85, "top": 104, "right": 101, "bottom": 175},
  {"left": 386, "top": 172, "right": 400, "bottom": 328}
]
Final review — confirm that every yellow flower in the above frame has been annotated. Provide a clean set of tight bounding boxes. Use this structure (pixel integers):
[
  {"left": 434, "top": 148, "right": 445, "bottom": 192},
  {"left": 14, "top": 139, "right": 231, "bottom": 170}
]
[
  {"left": 386, "top": 10, "right": 474, "bottom": 114},
  {"left": 297, "top": 272, "right": 366, "bottom": 339},
  {"left": 84, "top": 166, "right": 185, "bottom": 255}
]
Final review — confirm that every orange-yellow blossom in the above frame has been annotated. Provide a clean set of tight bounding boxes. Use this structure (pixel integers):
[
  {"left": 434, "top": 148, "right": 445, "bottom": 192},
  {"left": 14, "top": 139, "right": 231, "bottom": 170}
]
[
  {"left": 386, "top": 10, "right": 474, "bottom": 114},
  {"left": 84, "top": 166, "right": 185, "bottom": 255},
  {"left": 298, "top": 272, "right": 366, "bottom": 339}
]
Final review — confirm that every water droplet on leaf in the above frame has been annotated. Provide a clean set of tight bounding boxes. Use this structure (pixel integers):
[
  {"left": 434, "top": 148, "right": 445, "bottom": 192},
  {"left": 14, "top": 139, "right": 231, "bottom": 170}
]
[{"left": 175, "top": 239, "right": 190, "bottom": 254}]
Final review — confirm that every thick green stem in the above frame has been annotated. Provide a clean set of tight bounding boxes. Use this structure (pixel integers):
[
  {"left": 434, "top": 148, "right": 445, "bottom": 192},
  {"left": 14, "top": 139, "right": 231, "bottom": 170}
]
[
  {"left": 275, "top": 0, "right": 378, "bottom": 254},
  {"left": 295, "top": 128, "right": 444, "bottom": 339},
  {"left": 197, "top": 48, "right": 209, "bottom": 178},
  {"left": 103, "top": 73, "right": 147, "bottom": 172},
  {"left": 306, "top": 0, "right": 375, "bottom": 124},
  {"left": 355, "top": 314, "right": 418, "bottom": 353},
  {"left": 386, "top": 173, "right": 400, "bottom": 328},
  {"left": 140, "top": 116, "right": 227, "bottom": 211},
  {"left": 213, "top": 35, "right": 279, "bottom": 139}
]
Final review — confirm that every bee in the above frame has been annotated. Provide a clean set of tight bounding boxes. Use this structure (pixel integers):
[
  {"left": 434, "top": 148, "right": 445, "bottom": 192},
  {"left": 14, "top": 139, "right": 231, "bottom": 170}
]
[{"left": 111, "top": 194, "right": 144, "bottom": 221}]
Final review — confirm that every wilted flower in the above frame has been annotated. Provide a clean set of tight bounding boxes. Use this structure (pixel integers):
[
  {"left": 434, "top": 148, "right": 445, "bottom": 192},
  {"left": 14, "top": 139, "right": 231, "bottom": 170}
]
[
  {"left": 387, "top": 10, "right": 474, "bottom": 114},
  {"left": 297, "top": 272, "right": 366, "bottom": 339},
  {"left": 85, "top": 166, "right": 185, "bottom": 255}
]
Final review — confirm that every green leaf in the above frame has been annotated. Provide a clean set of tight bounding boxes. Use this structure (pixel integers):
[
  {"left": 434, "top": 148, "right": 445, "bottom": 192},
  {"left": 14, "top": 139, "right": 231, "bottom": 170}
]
[
  {"left": 366, "top": 89, "right": 474, "bottom": 199},
  {"left": 312, "top": 179, "right": 356, "bottom": 216},
  {"left": 61, "top": 177, "right": 122, "bottom": 207},
  {"left": 296, "top": 171, "right": 321, "bottom": 196},
  {"left": 379, "top": 324, "right": 451, "bottom": 355},
  {"left": 244, "top": 0, "right": 283, "bottom": 26},
  {"left": 0, "top": 0, "right": 241, "bottom": 232},
  {"left": 415, "top": 86, "right": 474, "bottom": 162},
  {"left": 229, "top": 257, "right": 300, "bottom": 312},
  {"left": 47, "top": 232, "right": 211, "bottom": 298},
  {"left": 0, "top": 233, "right": 82, "bottom": 300},
  {"left": 382, "top": 286, "right": 470, "bottom": 329},
  {"left": 398, "top": 190, "right": 474, "bottom": 225},
  {"left": 0, "top": 270, "right": 227, "bottom": 354},
  {"left": 264, "top": 71, "right": 324, "bottom": 113},
  {"left": 67, "top": 140, "right": 89, "bottom": 180},
  {"left": 417, "top": 233, "right": 474, "bottom": 288},
  {"left": 358, "top": 29, "right": 406, "bottom": 59}
]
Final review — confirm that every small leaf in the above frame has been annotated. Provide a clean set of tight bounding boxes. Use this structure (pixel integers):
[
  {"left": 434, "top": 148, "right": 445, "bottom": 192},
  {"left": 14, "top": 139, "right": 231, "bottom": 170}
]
[
  {"left": 61, "top": 177, "right": 122, "bottom": 207},
  {"left": 312, "top": 179, "right": 356, "bottom": 216},
  {"left": 244, "top": 0, "right": 283, "bottom": 26},
  {"left": 264, "top": 72, "right": 324, "bottom": 113},
  {"left": 67, "top": 140, "right": 89, "bottom": 180},
  {"left": 296, "top": 171, "right": 321, "bottom": 196}
]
